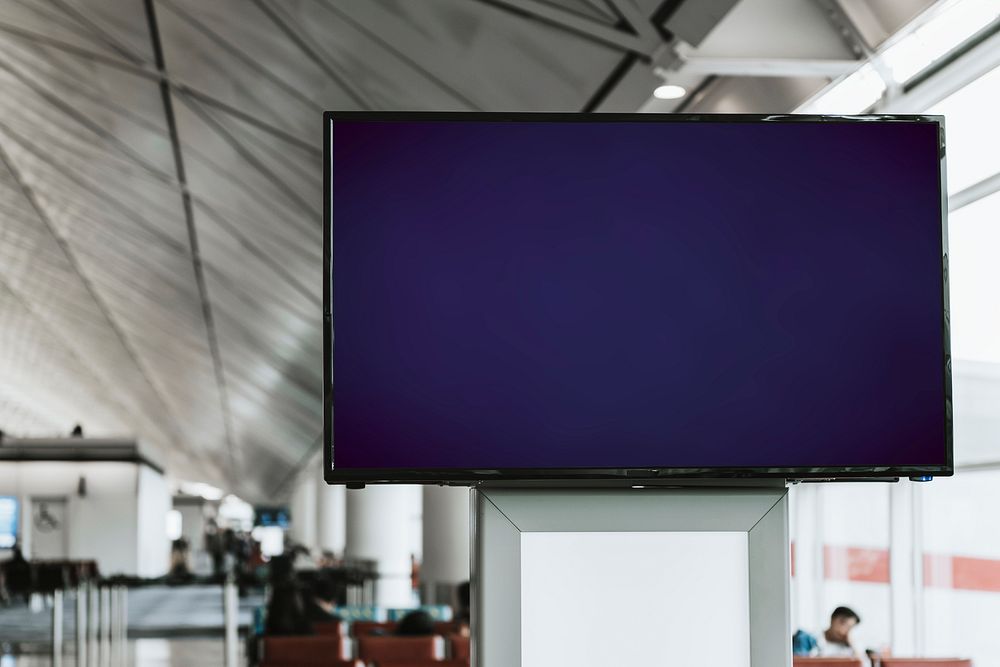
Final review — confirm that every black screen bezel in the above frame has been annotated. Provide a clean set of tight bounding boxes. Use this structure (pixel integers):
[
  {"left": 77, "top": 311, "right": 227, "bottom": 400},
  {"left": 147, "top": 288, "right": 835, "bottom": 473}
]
[{"left": 323, "top": 111, "right": 952, "bottom": 485}]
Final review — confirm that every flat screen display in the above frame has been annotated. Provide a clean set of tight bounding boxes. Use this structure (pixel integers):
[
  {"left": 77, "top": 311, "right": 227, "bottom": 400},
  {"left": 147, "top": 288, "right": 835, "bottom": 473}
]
[
  {"left": 254, "top": 506, "right": 290, "bottom": 528},
  {"left": 324, "top": 113, "right": 951, "bottom": 483}
]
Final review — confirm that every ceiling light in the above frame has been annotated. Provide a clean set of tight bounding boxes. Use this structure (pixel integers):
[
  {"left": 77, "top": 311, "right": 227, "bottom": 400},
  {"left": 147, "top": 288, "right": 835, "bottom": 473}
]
[
  {"left": 178, "top": 480, "right": 225, "bottom": 501},
  {"left": 653, "top": 84, "right": 687, "bottom": 100}
]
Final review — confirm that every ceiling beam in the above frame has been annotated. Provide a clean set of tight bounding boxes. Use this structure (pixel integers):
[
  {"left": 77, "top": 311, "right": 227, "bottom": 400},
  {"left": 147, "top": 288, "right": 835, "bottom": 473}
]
[
  {"left": 475, "top": 0, "right": 655, "bottom": 57},
  {"left": 950, "top": 171, "right": 1000, "bottom": 213},
  {"left": 0, "top": 142, "right": 190, "bottom": 458},
  {"left": 251, "top": 0, "right": 373, "bottom": 110},
  {"left": 143, "top": 0, "right": 240, "bottom": 481},
  {"left": 0, "top": 22, "right": 320, "bottom": 155},
  {"left": 601, "top": 0, "right": 662, "bottom": 43},
  {"left": 676, "top": 56, "right": 858, "bottom": 77}
]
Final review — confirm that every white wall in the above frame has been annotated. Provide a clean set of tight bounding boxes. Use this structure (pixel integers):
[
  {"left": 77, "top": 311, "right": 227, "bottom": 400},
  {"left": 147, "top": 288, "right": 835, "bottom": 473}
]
[
  {"left": 136, "top": 465, "right": 170, "bottom": 577},
  {"left": 175, "top": 502, "right": 208, "bottom": 553},
  {"left": 0, "top": 460, "right": 169, "bottom": 576}
]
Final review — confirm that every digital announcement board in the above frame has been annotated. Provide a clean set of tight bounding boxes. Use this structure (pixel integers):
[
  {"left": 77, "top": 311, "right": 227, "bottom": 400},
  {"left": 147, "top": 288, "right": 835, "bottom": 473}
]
[{"left": 324, "top": 113, "right": 951, "bottom": 484}]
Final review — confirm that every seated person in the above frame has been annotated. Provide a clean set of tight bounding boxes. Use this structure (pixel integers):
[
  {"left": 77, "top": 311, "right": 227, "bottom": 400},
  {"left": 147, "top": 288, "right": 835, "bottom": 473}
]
[
  {"left": 455, "top": 581, "right": 471, "bottom": 637},
  {"left": 793, "top": 606, "right": 861, "bottom": 658},
  {"left": 264, "top": 581, "right": 313, "bottom": 636},
  {"left": 395, "top": 609, "right": 435, "bottom": 636},
  {"left": 303, "top": 577, "right": 342, "bottom": 624},
  {"left": 264, "top": 555, "right": 312, "bottom": 636}
]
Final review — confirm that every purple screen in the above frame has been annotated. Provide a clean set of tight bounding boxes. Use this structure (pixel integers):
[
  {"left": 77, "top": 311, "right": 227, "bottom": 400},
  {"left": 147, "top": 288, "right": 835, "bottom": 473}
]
[{"left": 330, "top": 118, "right": 947, "bottom": 471}]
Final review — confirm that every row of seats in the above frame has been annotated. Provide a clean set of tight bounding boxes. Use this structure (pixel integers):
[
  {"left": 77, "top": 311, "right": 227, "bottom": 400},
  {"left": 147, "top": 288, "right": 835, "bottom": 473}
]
[
  {"left": 312, "top": 621, "right": 463, "bottom": 638},
  {"left": 262, "top": 640, "right": 969, "bottom": 667},
  {"left": 261, "top": 662, "right": 467, "bottom": 667},
  {"left": 259, "top": 634, "right": 469, "bottom": 665},
  {"left": 794, "top": 658, "right": 972, "bottom": 666}
]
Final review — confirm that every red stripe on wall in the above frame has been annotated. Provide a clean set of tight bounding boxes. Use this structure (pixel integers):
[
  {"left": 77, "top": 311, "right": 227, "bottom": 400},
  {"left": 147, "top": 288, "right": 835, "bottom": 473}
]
[
  {"left": 823, "top": 545, "right": 890, "bottom": 584},
  {"left": 924, "top": 554, "right": 1000, "bottom": 592},
  {"left": 798, "top": 545, "right": 1000, "bottom": 592}
]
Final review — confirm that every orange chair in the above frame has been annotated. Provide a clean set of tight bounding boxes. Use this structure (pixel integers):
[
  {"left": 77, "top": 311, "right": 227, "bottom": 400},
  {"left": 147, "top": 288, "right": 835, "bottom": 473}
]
[
  {"left": 793, "top": 658, "right": 863, "bottom": 667},
  {"left": 261, "top": 636, "right": 352, "bottom": 663},
  {"left": 880, "top": 660, "right": 972, "bottom": 667},
  {"left": 353, "top": 620, "right": 398, "bottom": 636},
  {"left": 449, "top": 634, "right": 470, "bottom": 661},
  {"left": 433, "top": 621, "right": 461, "bottom": 635},
  {"left": 313, "top": 620, "right": 348, "bottom": 636},
  {"left": 356, "top": 635, "right": 446, "bottom": 662}
]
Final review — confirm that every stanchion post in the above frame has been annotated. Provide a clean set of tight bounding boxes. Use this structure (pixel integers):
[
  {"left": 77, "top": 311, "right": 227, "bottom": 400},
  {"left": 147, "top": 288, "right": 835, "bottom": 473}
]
[
  {"left": 76, "top": 583, "right": 88, "bottom": 667},
  {"left": 52, "top": 589, "right": 64, "bottom": 667},
  {"left": 109, "top": 585, "right": 119, "bottom": 666},
  {"left": 223, "top": 578, "right": 239, "bottom": 667},
  {"left": 100, "top": 586, "right": 112, "bottom": 667},
  {"left": 88, "top": 583, "right": 99, "bottom": 667},
  {"left": 119, "top": 585, "right": 129, "bottom": 641}
]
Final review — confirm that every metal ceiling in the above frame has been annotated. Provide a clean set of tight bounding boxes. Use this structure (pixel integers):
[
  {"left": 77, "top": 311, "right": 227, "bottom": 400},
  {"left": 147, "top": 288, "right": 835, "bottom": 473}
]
[{"left": 0, "top": 0, "right": 938, "bottom": 500}]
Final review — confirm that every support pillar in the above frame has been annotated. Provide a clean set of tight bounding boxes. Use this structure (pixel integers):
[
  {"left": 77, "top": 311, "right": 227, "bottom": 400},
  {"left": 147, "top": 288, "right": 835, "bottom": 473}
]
[
  {"left": 317, "top": 480, "right": 346, "bottom": 558},
  {"left": 288, "top": 472, "right": 318, "bottom": 552},
  {"left": 345, "top": 486, "right": 418, "bottom": 607},
  {"left": 421, "top": 486, "right": 470, "bottom": 604}
]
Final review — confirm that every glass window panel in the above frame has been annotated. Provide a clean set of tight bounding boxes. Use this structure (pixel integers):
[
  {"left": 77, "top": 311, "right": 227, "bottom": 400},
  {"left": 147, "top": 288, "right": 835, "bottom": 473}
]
[
  {"left": 948, "top": 190, "right": 1000, "bottom": 363},
  {"left": 928, "top": 64, "right": 1000, "bottom": 194},
  {"left": 790, "top": 483, "right": 891, "bottom": 657},
  {"left": 921, "top": 470, "right": 1000, "bottom": 666}
]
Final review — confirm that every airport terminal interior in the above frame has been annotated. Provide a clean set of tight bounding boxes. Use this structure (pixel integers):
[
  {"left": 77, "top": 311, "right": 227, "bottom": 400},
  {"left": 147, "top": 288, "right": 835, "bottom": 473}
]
[{"left": 0, "top": 0, "right": 999, "bottom": 665}]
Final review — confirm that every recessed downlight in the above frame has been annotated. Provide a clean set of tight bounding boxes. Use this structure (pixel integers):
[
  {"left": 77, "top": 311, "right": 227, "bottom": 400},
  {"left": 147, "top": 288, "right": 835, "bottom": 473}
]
[{"left": 653, "top": 84, "right": 687, "bottom": 100}]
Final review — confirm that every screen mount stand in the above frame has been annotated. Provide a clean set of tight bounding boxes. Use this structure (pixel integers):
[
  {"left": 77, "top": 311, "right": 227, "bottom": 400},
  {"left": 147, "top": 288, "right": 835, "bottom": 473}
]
[{"left": 469, "top": 480, "right": 791, "bottom": 667}]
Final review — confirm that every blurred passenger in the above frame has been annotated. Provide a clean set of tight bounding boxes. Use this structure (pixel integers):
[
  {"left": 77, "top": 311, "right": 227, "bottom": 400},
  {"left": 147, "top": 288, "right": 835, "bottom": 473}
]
[
  {"left": 396, "top": 609, "right": 435, "bottom": 636},
  {"left": 303, "top": 577, "right": 342, "bottom": 624},
  {"left": 167, "top": 537, "right": 193, "bottom": 583},
  {"left": 793, "top": 606, "right": 861, "bottom": 658},
  {"left": 455, "top": 581, "right": 471, "bottom": 636},
  {"left": 205, "top": 519, "right": 224, "bottom": 577},
  {"left": 2, "top": 546, "right": 32, "bottom": 604},
  {"left": 264, "top": 582, "right": 312, "bottom": 636},
  {"left": 410, "top": 553, "right": 420, "bottom": 592},
  {"left": 318, "top": 550, "right": 342, "bottom": 569},
  {"left": 264, "top": 554, "right": 312, "bottom": 636},
  {"left": 221, "top": 528, "right": 238, "bottom": 574},
  {"left": 289, "top": 542, "right": 314, "bottom": 570}
]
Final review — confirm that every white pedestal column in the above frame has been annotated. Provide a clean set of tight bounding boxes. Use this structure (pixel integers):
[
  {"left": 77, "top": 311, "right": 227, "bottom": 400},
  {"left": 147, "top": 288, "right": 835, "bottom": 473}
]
[
  {"left": 889, "top": 481, "right": 923, "bottom": 656},
  {"left": 421, "top": 486, "right": 470, "bottom": 603},
  {"left": 317, "top": 481, "right": 346, "bottom": 557},
  {"left": 346, "top": 486, "right": 419, "bottom": 607},
  {"left": 288, "top": 473, "right": 318, "bottom": 552},
  {"left": 790, "top": 483, "right": 823, "bottom": 636}
]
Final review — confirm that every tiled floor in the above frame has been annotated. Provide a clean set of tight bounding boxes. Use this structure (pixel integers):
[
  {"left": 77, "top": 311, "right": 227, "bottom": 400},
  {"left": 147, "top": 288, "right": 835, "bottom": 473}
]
[{"left": 0, "top": 638, "right": 246, "bottom": 666}]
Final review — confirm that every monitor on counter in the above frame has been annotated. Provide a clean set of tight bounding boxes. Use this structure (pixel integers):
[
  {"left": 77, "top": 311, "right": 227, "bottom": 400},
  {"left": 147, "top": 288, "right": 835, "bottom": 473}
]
[{"left": 324, "top": 112, "right": 950, "bottom": 484}]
